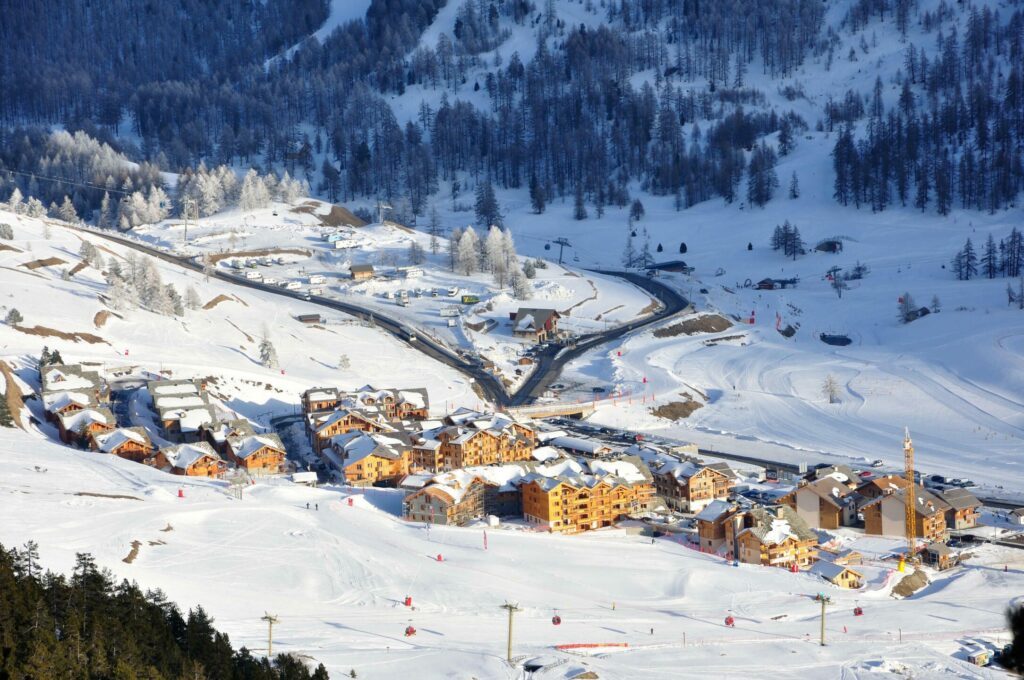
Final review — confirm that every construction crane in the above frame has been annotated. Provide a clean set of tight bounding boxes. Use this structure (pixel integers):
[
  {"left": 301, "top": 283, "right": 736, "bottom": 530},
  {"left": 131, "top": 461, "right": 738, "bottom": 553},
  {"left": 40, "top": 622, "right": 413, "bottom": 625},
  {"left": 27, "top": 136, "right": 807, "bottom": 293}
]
[{"left": 904, "top": 427, "right": 917, "bottom": 565}]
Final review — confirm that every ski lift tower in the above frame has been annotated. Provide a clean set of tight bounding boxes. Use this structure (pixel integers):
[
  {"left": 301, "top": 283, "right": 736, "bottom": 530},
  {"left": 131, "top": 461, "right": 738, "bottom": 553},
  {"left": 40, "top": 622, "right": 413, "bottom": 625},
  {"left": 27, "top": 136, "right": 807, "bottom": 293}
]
[
  {"left": 377, "top": 200, "right": 393, "bottom": 225},
  {"left": 904, "top": 428, "right": 917, "bottom": 565},
  {"left": 552, "top": 237, "right": 572, "bottom": 265}
]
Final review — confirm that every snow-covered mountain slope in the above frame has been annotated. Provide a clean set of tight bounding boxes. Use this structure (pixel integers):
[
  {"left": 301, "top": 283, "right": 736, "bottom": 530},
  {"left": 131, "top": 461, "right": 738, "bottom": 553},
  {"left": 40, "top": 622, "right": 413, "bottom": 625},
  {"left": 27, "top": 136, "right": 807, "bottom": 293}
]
[
  {"left": 0, "top": 210, "right": 479, "bottom": 422},
  {"left": 1, "top": 427, "right": 1020, "bottom": 678}
]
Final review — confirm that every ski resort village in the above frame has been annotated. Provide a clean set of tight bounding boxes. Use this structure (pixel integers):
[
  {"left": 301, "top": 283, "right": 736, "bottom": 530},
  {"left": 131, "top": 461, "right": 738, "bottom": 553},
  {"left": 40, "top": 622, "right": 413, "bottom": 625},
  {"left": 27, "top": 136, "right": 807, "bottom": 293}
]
[{"left": 3, "top": 0, "right": 1024, "bottom": 677}]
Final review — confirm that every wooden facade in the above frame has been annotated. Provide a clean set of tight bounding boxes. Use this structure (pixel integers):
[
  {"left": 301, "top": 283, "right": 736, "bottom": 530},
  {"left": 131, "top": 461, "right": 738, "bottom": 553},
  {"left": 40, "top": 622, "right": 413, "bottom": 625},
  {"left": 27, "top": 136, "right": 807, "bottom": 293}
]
[
  {"left": 862, "top": 489, "right": 947, "bottom": 542},
  {"left": 521, "top": 478, "right": 653, "bottom": 534},
  {"left": 653, "top": 465, "right": 732, "bottom": 513},
  {"left": 88, "top": 428, "right": 155, "bottom": 463},
  {"left": 403, "top": 479, "right": 486, "bottom": 526}
]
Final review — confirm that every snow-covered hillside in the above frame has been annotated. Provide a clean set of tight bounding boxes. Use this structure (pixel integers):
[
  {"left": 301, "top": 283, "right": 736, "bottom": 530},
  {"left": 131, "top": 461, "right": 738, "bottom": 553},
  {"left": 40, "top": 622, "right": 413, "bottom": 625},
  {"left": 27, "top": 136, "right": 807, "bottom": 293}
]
[
  {"left": 1, "top": 428, "right": 1020, "bottom": 678},
  {"left": 0, "top": 210, "right": 480, "bottom": 424}
]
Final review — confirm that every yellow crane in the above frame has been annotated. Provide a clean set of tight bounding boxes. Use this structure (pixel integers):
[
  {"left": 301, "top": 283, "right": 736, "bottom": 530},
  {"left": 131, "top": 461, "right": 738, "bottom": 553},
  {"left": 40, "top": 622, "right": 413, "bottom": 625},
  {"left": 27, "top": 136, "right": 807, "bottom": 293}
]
[{"left": 902, "top": 427, "right": 917, "bottom": 569}]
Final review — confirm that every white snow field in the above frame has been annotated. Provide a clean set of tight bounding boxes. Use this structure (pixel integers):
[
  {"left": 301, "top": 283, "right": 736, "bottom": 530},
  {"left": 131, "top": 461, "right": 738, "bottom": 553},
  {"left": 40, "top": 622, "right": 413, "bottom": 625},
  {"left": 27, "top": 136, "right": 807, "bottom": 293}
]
[
  {"left": 0, "top": 210, "right": 480, "bottom": 421},
  {"left": 0, "top": 430, "right": 1020, "bottom": 679}
]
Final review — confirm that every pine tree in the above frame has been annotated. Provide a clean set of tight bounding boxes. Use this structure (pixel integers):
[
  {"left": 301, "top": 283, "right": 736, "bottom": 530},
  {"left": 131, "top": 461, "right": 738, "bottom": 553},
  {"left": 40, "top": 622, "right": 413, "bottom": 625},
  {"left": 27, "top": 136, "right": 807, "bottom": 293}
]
[
  {"left": 622, "top": 228, "right": 636, "bottom": 268},
  {"left": 982, "top": 234, "right": 999, "bottom": 279},
  {"left": 788, "top": 172, "right": 800, "bottom": 199},
  {"left": 474, "top": 181, "right": 502, "bottom": 228},
  {"left": 4, "top": 308, "right": 23, "bottom": 325},
  {"left": 529, "top": 173, "right": 545, "bottom": 214},
  {"left": 58, "top": 195, "right": 78, "bottom": 222},
  {"left": 6, "top": 187, "right": 23, "bottom": 214},
  {"left": 899, "top": 292, "right": 916, "bottom": 323},
  {"left": 408, "top": 241, "right": 426, "bottom": 265},
  {"left": 573, "top": 184, "right": 587, "bottom": 220},
  {"left": 428, "top": 207, "right": 442, "bottom": 254},
  {"left": 961, "top": 238, "right": 978, "bottom": 280},
  {"left": 930, "top": 295, "right": 941, "bottom": 313},
  {"left": 629, "top": 199, "right": 645, "bottom": 222},
  {"left": 0, "top": 397, "right": 13, "bottom": 427}
]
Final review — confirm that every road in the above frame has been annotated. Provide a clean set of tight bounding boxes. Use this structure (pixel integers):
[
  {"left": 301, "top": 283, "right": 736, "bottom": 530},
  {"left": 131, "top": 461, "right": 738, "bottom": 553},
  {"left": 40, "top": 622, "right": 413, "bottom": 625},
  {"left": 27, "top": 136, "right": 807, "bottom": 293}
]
[{"left": 70, "top": 226, "right": 687, "bottom": 407}]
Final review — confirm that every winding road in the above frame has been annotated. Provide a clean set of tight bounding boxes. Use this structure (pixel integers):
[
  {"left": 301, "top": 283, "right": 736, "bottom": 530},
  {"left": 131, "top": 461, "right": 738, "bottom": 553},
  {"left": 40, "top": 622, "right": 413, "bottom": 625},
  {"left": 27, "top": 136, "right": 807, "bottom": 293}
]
[{"left": 69, "top": 225, "right": 688, "bottom": 407}]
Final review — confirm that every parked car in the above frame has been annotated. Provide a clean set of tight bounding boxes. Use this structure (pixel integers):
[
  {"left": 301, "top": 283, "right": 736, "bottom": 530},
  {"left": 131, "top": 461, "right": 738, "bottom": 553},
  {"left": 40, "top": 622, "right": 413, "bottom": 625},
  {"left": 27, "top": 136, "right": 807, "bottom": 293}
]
[{"left": 871, "top": 459, "right": 884, "bottom": 468}]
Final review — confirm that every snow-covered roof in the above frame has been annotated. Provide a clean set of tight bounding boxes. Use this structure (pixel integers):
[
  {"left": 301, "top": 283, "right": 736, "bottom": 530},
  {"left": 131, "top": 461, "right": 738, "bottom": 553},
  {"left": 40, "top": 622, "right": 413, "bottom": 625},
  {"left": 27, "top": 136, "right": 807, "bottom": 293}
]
[
  {"left": 58, "top": 408, "right": 114, "bottom": 433},
  {"left": 161, "top": 442, "right": 220, "bottom": 470},
  {"left": 548, "top": 436, "right": 613, "bottom": 455},
  {"left": 42, "top": 390, "right": 93, "bottom": 412},
  {"left": 229, "top": 434, "right": 285, "bottom": 459},
  {"left": 42, "top": 365, "right": 100, "bottom": 393},
  {"left": 155, "top": 395, "right": 206, "bottom": 409},
  {"left": 92, "top": 427, "right": 150, "bottom": 453},
  {"left": 695, "top": 499, "right": 734, "bottom": 522},
  {"left": 163, "top": 405, "right": 216, "bottom": 432},
  {"left": 204, "top": 418, "right": 255, "bottom": 443},
  {"left": 291, "top": 471, "right": 318, "bottom": 484},
  {"left": 328, "top": 431, "right": 406, "bottom": 466},
  {"left": 148, "top": 379, "right": 201, "bottom": 396},
  {"left": 741, "top": 507, "right": 817, "bottom": 545},
  {"left": 809, "top": 559, "right": 859, "bottom": 582},
  {"left": 531, "top": 445, "right": 561, "bottom": 462}
]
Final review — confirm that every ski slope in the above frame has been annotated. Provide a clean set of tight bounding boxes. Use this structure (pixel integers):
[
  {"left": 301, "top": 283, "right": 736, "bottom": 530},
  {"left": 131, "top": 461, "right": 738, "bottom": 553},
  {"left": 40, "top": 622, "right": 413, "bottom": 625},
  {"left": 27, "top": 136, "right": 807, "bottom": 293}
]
[{"left": 0, "top": 429, "right": 1019, "bottom": 678}]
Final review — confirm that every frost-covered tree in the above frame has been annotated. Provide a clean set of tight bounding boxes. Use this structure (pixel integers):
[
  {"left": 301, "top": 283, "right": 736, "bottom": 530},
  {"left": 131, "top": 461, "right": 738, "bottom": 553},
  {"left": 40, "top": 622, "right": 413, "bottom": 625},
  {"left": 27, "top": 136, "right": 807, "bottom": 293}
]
[
  {"left": 457, "top": 227, "right": 479, "bottom": 275},
  {"left": 185, "top": 285, "right": 201, "bottom": 310},
  {"left": 523, "top": 259, "right": 537, "bottom": 279},
  {"left": 259, "top": 337, "right": 279, "bottom": 369},
  {"left": 822, "top": 374, "right": 841, "bottom": 404},
  {"left": 511, "top": 266, "right": 531, "bottom": 300},
  {"left": 25, "top": 197, "right": 45, "bottom": 218},
  {"left": 408, "top": 240, "right": 426, "bottom": 265},
  {"left": 5, "top": 188, "right": 23, "bottom": 214},
  {"left": 447, "top": 226, "right": 462, "bottom": 272},
  {"left": 485, "top": 226, "right": 507, "bottom": 285},
  {"left": 0, "top": 223, "right": 13, "bottom": 240},
  {"left": 164, "top": 284, "right": 184, "bottom": 316},
  {"left": 239, "top": 169, "right": 270, "bottom": 212},
  {"left": 98, "top": 192, "right": 112, "bottom": 227},
  {"left": 338, "top": 354, "right": 350, "bottom": 369},
  {"left": 56, "top": 195, "right": 77, "bottom": 223}
]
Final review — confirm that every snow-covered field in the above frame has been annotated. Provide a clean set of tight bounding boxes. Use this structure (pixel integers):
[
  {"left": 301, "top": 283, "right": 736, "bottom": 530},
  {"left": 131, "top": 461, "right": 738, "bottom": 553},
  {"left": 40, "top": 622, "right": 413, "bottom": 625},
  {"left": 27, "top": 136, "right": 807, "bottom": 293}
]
[
  {"left": 1, "top": 429, "right": 1020, "bottom": 679},
  {"left": 129, "top": 201, "right": 656, "bottom": 387}
]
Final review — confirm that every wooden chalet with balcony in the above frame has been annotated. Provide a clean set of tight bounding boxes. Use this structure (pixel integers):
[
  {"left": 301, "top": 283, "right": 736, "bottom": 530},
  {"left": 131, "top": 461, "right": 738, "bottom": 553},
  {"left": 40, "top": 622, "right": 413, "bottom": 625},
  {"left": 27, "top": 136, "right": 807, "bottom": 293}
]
[{"left": 88, "top": 427, "right": 155, "bottom": 463}]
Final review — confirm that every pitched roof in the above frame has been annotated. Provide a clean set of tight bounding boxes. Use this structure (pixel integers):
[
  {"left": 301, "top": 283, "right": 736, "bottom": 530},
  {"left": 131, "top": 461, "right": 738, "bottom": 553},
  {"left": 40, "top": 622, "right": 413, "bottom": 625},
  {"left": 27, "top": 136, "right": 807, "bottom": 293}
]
[
  {"left": 856, "top": 475, "right": 910, "bottom": 495},
  {"left": 42, "top": 390, "right": 94, "bottom": 413},
  {"left": 41, "top": 364, "right": 101, "bottom": 393},
  {"left": 741, "top": 506, "right": 818, "bottom": 545},
  {"left": 809, "top": 559, "right": 861, "bottom": 582},
  {"left": 161, "top": 442, "right": 221, "bottom": 470},
  {"left": 512, "top": 308, "right": 559, "bottom": 333},
  {"left": 228, "top": 434, "right": 286, "bottom": 459},
  {"left": 695, "top": 499, "right": 735, "bottom": 522},
  {"left": 328, "top": 431, "right": 407, "bottom": 466},
  {"left": 798, "top": 477, "right": 855, "bottom": 508},
  {"left": 58, "top": 407, "right": 115, "bottom": 433},
  {"left": 938, "top": 488, "right": 981, "bottom": 510},
  {"left": 203, "top": 418, "right": 256, "bottom": 444},
  {"left": 91, "top": 427, "right": 151, "bottom": 453},
  {"left": 860, "top": 486, "right": 950, "bottom": 516}
]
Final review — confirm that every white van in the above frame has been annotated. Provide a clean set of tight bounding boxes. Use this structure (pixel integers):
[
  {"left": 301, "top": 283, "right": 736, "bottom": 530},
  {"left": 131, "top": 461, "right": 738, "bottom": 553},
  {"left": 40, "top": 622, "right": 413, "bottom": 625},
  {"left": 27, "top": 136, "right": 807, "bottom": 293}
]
[
  {"left": 245, "top": 271, "right": 263, "bottom": 281},
  {"left": 285, "top": 281, "right": 302, "bottom": 291}
]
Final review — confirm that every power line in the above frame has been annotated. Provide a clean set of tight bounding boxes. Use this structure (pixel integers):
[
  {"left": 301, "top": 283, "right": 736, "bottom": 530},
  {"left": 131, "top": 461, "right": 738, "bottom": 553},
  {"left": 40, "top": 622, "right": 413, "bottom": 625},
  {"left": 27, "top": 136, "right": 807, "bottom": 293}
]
[{"left": 2, "top": 167, "right": 141, "bottom": 197}]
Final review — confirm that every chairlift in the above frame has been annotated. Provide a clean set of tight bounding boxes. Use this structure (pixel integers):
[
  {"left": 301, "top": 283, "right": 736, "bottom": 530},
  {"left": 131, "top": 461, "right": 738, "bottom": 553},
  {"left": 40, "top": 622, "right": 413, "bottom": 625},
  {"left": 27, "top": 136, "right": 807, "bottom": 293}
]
[
  {"left": 572, "top": 255, "right": 580, "bottom": 262},
  {"left": 724, "top": 615, "right": 735, "bottom": 627},
  {"left": 853, "top": 600, "right": 863, "bottom": 616},
  {"left": 552, "top": 609, "right": 562, "bottom": 626},
  {"left": 404, "top": 625, "right": 417, "bottom": 637},
  {"left": 544, "top": 243, "right": 551, "bottom": 251}
]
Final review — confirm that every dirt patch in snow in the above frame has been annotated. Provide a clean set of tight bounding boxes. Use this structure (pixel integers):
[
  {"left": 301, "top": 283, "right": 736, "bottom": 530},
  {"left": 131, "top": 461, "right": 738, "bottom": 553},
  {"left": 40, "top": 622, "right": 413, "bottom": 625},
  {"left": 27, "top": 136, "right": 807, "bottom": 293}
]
[
  {"left": 122, "top": 540, "right": 142, "bottom": 564},
  {"left": 560, "top": 279, "right": 598, "bottom": 316},
  {"left": 76, "top": 492, "right": 143, "bottom": 501},
  {"left": 13, "top": 325, "right": 108, "bottom": 344},
  {"left": 203, "top": 294, "right": 235, "bottom": 310},
  {"left": 232, "top": 294, "right": 249, "bottom": 307},
  {"left": 20, "top": 256, "right": 66, "bottom": 270},
  {"left": 0, "top": 243, "right": 23, "bottom": 253},
  {"left": 891, "top": 569, "right": 929, "bottom": 598},
  {"left": 0, "top": 360, "right": 25, "bottom": 429},
  {"left": 226, "top": 319, "right": 255, "bottom": 343},
  {"left": 653, "top": 314, "right": 733, "bottom": 338},
  {"left": 208, "top": 247, "right": 311, "bottom": 265},
  {"left": 292, "top": 201, "right": 366, "bottom": 227},
  {"left": 69, "top": 260, "right": 89, "bottom": 276},
  {"left": 93, "top": 311, "right": 113, "bottom": 328},
  {"left": 650, "top": 395, "right": 704, "bottom": 421},
  {"left": 638, "top": 299, "right": 661, "bottom": 315},
  {"left": 595, "top": 304, "right": 623, "bottom": 321}
]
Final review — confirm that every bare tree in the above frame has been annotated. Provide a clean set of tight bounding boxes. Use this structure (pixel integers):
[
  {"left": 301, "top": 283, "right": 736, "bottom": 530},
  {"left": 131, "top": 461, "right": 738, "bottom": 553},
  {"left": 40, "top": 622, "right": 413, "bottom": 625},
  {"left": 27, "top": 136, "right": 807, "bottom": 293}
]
[{"left": 822, "top": 374, "right": 841, "bottom": 404}]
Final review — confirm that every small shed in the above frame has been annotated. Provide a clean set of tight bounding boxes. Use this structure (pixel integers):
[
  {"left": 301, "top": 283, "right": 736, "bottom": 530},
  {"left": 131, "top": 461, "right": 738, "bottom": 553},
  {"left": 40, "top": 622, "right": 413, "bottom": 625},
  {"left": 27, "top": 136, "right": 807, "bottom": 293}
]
[
  {"left": 296, "top": 314, "right": 323, "bottom": 324},
  {"left": 291, "top": 471, "right": 318, "bottom": 486},
  {"left": 808, "top": 559, "right": 863, "bottom": 589},
  {"left": 350, "top": 264, "right": 374, "bottom": 280},
  {"left": 923, "top": 542, "right": 956, "bottom": 571},
  {"left": 756, "top": 278, "right": 776, "bottom": 290}
]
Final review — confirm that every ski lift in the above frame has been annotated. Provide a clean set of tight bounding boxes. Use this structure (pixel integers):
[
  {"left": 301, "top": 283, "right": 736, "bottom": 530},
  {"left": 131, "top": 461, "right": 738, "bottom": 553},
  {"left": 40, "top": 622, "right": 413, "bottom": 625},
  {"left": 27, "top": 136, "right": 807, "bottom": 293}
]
[
  {"left": 552, "top": 610, "right": 562, "bottom": 626},
  {"left": 544, "top": 243, "right": 551, "bottom": 250},
  {"left": 853, "top": 601, "right": 863, "bottom": 616},
  {"left": 572, "top": 255, "right": 580, "bottom": 262},
  {"left": 404, "top": 625, "right": 417, "bottom": 637}
]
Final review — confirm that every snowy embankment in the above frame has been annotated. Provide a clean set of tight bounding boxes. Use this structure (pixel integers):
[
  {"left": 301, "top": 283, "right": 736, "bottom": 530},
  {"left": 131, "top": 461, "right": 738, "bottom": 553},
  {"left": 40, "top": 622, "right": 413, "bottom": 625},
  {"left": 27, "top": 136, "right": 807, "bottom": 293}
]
[{"left": 0, "top": 429, "right": 1019, "bottom": 679}]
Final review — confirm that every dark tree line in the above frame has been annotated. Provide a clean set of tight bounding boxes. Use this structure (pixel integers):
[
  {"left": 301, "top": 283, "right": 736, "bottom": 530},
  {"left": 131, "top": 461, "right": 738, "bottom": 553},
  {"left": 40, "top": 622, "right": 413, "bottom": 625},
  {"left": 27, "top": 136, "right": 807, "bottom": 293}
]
[
  {"left": 0, "top": 541, "right": 329, "bottom": 679},
  {"left": 952, "top": 228, "right": 1024, "bottom": 280},
  {"left": 832, "top": 6, "right": 1024, "bottom": 214}
]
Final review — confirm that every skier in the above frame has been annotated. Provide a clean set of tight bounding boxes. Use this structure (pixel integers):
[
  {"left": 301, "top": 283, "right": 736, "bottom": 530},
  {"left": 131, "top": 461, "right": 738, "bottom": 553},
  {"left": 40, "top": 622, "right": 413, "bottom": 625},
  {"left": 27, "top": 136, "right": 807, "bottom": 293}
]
[
  {"left": 316, "top": 503, "right": 319, "bottom": 511},
  {"left": 306, "top": 502, "right": 310, "bottom": 509}
]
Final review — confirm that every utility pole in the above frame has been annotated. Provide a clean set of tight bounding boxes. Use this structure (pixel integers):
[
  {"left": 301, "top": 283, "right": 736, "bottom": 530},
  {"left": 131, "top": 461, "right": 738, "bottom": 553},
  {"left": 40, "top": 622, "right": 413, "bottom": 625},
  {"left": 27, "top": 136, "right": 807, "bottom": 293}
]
[
  {"left": 818, "top": 595, "right": 831, "bottom": 646},
  {"left": 500, "top": 602, "right": 520, "bottom": 662},
  {"left": 182, "top": 197, "right": 197, "bottom": 245},
  {"left": 552, "top": 237, "right": 571, "bottom": 265},
  {"left": 261, "top": 612, "right": 279, "bottom": 658}
]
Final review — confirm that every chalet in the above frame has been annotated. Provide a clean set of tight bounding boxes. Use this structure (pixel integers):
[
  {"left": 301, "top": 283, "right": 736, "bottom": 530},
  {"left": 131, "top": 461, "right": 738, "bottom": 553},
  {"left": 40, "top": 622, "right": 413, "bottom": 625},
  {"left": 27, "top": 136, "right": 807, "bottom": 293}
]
[
  {"left": 779, "top": 477, "right": 857, "bottom": 530},
  {"left": 301, "top": 387, "right": 341, "bottom": 414},
  {"left": 651, "top": 459, "right": 733, "bottom": 513},
  {"left": 89, "top": 427, "right": 154, "bottom": 463},
  {"left": 147, "top": 379, "right": 215, "bottom": 441},
  {"left": 510, "top": 308, "right": 560, "bottom": 342},
  {"left": 310, "top": 407, "right": 394, "bottom": 453},
  {"left": 695, "top": 500, "right": 739, "bottom": 554},
  {"left": 410, "top": 410, "right": 535, "bottom": 472},
  {"left": 403, "top": 476, "right": 487, "bottom": 526},
  {"left": 350, "top": 264, "right": 374, "bottom": 280},
  {"left": 152, "top": 442, "right": 226, "bottom": 477},
  {"left": 923, "top": 542, "right": 956, "bottom": 571},
  {"left": 225, "top": 434, "right": 287, "bottom": 474},
  {"left": 649, "top": 260, "right": 693, "bottom": 274},
  {"left": 42, "top": 390, "right": 95, "bottom": 422},
  {"left": 733, "top": 506, "right": 819, "bottom": 570},
  {"left": 816, "top": 547, "right": 863, "bottom": 566},
  {"left": 809, "top": 559, "right": 863, "bottom": 589},
  {"left": 855, "top": 475, "right": 910, "bottom": 502},
  {"left": 321, "top": 431, "right": 410, "bottom": 486},
  {"left": 57, "top": 407, "right": 116, "bottom": 446},
  {"left": 520, "top": 457, "right": 654, "bottom": 534},
  {"left": 201, "top": 418, "right": 256, "bottom": 454},
  {"left": 938, "top": 488, "right": 982, "bottom": 530},
  {"left": 1011, "top": 508, "right": 1024, "bottom": 526},
  {"left": 804, "top": 465, "right": 860, "bottom": 490},
  {"left": 862, "top": 486, "right": 948, "bottom": 542},
  {"left": 343, "top": 386, "right": 430, "bottom": 420},
  {"left": 755, "top": 277, "right": 799, "bottom": 290},
  {"left": 41, "top": 364, "right": 107, "bottom": 403}
]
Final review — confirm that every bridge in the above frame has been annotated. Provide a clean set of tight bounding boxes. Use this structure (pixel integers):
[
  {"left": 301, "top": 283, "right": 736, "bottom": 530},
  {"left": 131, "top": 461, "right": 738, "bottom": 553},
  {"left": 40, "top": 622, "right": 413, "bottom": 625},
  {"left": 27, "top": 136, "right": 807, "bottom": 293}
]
[{"left": 507, "top": 402, "right": 596, "bottom": 420}]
